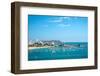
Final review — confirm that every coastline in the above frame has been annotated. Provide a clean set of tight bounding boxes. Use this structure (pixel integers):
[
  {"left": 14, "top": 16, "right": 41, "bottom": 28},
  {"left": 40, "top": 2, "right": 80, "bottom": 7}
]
[
  {"left": 28, "top": 46, "right": 54, "bottom": 50},
  {"left": 28, "top": 42, "right": 88, "bottom": 50}
]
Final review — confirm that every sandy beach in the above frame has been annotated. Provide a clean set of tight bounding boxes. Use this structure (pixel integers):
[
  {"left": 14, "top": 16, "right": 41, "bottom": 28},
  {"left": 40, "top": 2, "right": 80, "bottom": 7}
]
[{"left": 28, "top": 46, "right": 54, "bottom": 50}]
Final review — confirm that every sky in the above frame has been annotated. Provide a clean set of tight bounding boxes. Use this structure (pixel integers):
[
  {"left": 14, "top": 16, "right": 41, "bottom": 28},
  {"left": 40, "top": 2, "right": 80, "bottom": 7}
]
[{"left": 28, "top": 15, "right": 88, "bottom": 42}]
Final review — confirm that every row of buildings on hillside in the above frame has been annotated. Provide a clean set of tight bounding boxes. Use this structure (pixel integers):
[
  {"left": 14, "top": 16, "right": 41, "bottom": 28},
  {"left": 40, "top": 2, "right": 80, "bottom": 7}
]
[{"left": 28, "top": 40, "right": 64, "bottom": 47}]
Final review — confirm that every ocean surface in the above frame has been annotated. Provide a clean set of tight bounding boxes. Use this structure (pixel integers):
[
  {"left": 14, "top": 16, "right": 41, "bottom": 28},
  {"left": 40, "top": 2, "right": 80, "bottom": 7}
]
[{"left": 28, "top": 42, "right": 88, "bottom": 61}]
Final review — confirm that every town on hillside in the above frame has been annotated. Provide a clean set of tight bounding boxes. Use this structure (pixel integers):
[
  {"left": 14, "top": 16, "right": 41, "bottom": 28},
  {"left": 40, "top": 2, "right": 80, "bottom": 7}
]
[
  {"left": 28, "top": 40, "right": 64, "bottom": 47},
  {"left": 28, "top": 40, "right": 86, "bottom": 48}
]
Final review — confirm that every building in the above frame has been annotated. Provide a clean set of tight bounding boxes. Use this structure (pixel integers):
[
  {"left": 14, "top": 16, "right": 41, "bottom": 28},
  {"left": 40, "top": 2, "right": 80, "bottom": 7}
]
[{"left": 28, "top": 40, "right": 64, "bottom": 47}]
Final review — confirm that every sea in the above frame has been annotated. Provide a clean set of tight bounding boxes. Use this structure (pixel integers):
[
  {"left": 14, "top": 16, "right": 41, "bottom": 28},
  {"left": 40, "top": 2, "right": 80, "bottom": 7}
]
[{"left": 28, "top": 42, "right": 88, "bottom": 61}]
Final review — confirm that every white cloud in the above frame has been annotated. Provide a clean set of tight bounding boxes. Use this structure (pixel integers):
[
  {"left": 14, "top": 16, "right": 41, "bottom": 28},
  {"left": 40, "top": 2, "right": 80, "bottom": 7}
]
[
  {"left": 58, "top": 24, "right": 71, "bottom": 27},
  {"left": 51, "top": 18, "right": 63, "bottom": 22},
  {"left": 45, "top": 16, "right": 72, "bottom": 28},
  {"left": 61, "top": 17, "right": 70, "bottom": 20},
  {"left": 49, "top": 16, "right": 70, "bottom": 23}
]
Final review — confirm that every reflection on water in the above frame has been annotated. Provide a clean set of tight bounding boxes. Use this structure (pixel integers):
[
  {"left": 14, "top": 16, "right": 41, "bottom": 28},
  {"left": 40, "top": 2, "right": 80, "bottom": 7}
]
[{"left": 28, "top": 42, "right": 88, "bottom": 61}]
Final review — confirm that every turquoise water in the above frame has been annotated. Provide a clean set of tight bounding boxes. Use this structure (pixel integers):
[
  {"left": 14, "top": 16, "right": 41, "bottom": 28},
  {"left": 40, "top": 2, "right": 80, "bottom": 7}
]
[{"left": 28, "top": 42, "right": 88, "bottom": 61}]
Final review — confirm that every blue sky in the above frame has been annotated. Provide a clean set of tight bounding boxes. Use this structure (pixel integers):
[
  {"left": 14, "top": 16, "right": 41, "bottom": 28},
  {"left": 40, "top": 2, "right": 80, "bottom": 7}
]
[{"left": 28, "top": 15, "right": 88, "bottom": 42}]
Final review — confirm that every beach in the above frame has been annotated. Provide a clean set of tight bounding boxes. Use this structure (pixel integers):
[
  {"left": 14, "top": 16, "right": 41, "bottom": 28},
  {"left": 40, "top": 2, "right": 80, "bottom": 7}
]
[{"left": 28, "top": 46, "right": 54, "bottom": 50}]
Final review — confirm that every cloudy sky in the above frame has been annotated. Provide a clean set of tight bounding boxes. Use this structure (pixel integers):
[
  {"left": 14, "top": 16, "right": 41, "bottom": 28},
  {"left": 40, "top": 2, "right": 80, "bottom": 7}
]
[{"left": 28, "top": 15, "right": 88, "bottom": 42}]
